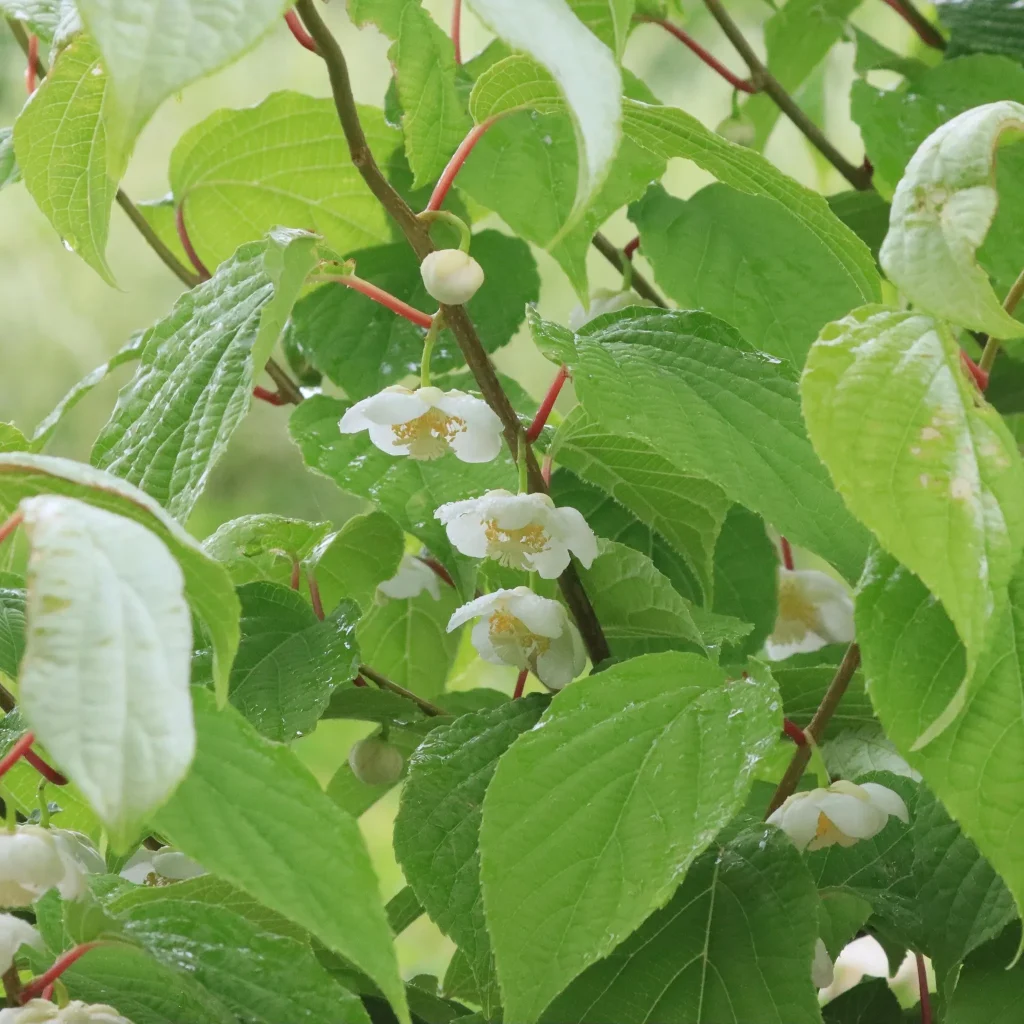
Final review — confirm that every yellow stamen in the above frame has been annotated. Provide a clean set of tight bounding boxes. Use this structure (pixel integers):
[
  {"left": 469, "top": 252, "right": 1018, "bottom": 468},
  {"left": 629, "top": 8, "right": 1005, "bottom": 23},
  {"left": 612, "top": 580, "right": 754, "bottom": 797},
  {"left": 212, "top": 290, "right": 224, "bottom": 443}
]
[
  {"left": 483, "top": 520, "right": 550, "bottom": 568},
  {"left": 392, "top": 408, "right": 466, "bottom": 459}
]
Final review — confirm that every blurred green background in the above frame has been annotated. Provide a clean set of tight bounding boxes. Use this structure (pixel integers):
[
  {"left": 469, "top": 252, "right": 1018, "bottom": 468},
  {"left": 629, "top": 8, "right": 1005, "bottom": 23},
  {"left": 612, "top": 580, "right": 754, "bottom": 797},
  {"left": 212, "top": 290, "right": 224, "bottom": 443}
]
[{"left": 0, "top": 0, "right": 922, "bottom": 980}]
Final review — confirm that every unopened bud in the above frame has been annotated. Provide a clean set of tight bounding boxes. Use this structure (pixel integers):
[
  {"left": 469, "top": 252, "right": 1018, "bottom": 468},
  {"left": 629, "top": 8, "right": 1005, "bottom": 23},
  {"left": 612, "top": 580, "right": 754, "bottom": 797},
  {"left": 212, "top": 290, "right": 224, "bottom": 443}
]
[
  {"left": 420, "top": 249, "right": 485, "bottom": 305},
  {"left": 348, "top": 737, "right": 404, "bottom": 786},
  {"left": 716, "top": 113, "right": 756, "bottom": 148}
]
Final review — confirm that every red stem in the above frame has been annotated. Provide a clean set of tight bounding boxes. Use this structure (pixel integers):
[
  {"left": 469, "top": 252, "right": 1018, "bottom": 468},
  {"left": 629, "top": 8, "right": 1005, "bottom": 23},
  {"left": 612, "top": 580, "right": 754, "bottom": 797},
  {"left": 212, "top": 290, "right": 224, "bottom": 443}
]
[
  {"left": 451, "top": 0, "right": 462, "bottom": 64},
  {"left": 0, "top": 512, "right": 23, "bottom": 547},
  {"left": 782, "top": 718, "right": 807, "bottom": 746},
  {"left": 425, "top": 119, "right": 496, "bottom": 213},
  {"left": 284, "top": 8, "right": 318, "bottom": 53},
  {"left": 417, "top": 556, "right": 455, "bottom": 589},
  {"left": 526, "top": 365, "right": 570, "bottom": 443},
  {"left": 513, "top": 669, "right": 528, "bottom": 700},
  {"left": 880, "top": 0, "right": 946, "bottom": 49},
  {"left": 353, "top": 674, "right": 368, "bottom": 688},
  {"left": 308, "top": 571, "right": 325, "bottom": 621},
  {"left": 25, "top": 34, "right": 37, "bottom": 94},
  {"left": 960, "top": 350, "right": 989, "bottom": 392},
  {"left": 23, "top": 750, "right": 67, "bottom": 786},
  {"left": 175, "top": 203, "right": 210, "bottom": 282},
  {"left": 290, "top": 559, "right": 301, "bottom": 591},
  {"left": 623, "top": 236, "right": 640, "bottom": 260},
  {"left": 916, "top": 953, "right": 932, "bottom": 1024},
  {"left": 20, "top": 944, "right": 101, "bottom": 1003},
  {"left": 541, "top": 454, "right": 553, "bottom": 487},
  {"left": 40, "top": 983, "right": 53, "bottom": 1001},
  {"left": 253, "top": 385, "right": 287, "bottom": 406},
  {"left": 779, "top": 536, "right": 795, "bottom": 571},
  {"left": 0, "top": 732, "right": 37, "bottom": 783},
  {"left": 639, "top": 16, "right": 756, "bottom": 93},
  {"left": 327, "top": 275, "right": 433, "bottom": 329}
]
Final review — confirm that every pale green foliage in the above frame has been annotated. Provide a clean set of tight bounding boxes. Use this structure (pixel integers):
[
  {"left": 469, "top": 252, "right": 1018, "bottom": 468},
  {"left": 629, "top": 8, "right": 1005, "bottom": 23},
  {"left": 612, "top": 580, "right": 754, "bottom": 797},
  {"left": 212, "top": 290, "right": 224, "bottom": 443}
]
[{"left": 880, "top": 101, "right": 1024, "bottom": 339}]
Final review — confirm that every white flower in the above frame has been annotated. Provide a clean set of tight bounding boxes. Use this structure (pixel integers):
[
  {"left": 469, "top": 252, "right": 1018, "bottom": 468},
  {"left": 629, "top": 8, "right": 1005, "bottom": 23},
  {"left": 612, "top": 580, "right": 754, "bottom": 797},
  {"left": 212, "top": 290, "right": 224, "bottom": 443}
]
[
  {"left": 448, "top": 587, "right": 586, "bottom": 689},
  {"left": 768, "top": 780, "right": 910, "bottom": 852},
  {"left": 378, "top": 555, "right": 441, "bottom": 601},
  {"left": 568, "top": 288, "right": 655, "bottom": 331},
  {"left": 435, "top": 490, "right": 597, "bottom": 578},
  {"left": 0, "top": 826, "right": 91, "bottom": 906},
  {"left": 420, "top": 249, "right": 485, "bottom": 305},
  {"left": 120, "top": 846, "right": 205, "bottom": 885},
  {"left": 0, "top": 914, "right": 42, "bottom": 975},
  {"left": 348, "top": 737, "right": 405, "bottom": 786},
  {"left": 764, "top": 568, "right": 854, "bottom": 660},
  {"left": 49, "top": 830, "right": 105, "bottom": 899},
  {"left": 812, "top": 938, "right": 834, "bottom": 989},
  {"left": 339, "top": 385, "right": 503, "bottom": 463},
  {"left": 0, "top": 1000, "right": 133, "bottom": 1023}
]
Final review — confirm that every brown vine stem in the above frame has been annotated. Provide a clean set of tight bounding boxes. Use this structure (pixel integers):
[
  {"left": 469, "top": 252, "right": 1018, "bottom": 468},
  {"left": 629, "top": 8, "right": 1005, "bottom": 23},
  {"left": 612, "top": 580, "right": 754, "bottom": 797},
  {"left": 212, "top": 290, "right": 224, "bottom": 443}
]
[
  {"left": 359, "top": 665, "right": 446, "bottom": 718},
  {"left": 764, "top": 643, "right": 861, "bottom": 818},
  {"left": 701, "top": 0, "right": 873, "bottom": 191},
  {"left": 881, "top": 0, "right": 946, "bottom": 50},
  {"left": 977, "top": 265, "right": 1024, "bottom": 377},
  {"left": 295, "top": 0, "right": 611, "bottom": 665},
  {"left": 5, "top": 18, "right": 300, "bottom": 399},
  {"left": 591, "top": 233, "right": 667, "bottom": 308}
]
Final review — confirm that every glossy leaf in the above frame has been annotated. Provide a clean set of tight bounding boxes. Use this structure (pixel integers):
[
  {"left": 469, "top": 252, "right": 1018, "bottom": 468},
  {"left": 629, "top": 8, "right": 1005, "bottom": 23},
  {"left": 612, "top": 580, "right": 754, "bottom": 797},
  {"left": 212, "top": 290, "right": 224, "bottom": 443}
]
[
  {"left": 19, "top": 495, "right": 193, "bottom": 850},
  {"left": 803, "top": 306, "right": 1024, "bottom": 740},
  {"left": 92, "top": 230, "right": 318, "bottom": 520},
  {"left": 937, "top": 0, "right": 1024, "bottom": 62},
  {"left": 203, "top": 514, "right": 333, "bottom": 588},
  {"left": 480, "top": 652, "right": 780, "bottom": 1022},
  {"left": 0, "top": 128, "right": 20, "bottom": 192},
  {"left": 880, "top": 100, "right": 1024, "bottom": 339},
  {"left": 152, "top": 687, "right": 408, "bottom": 1024},
  {"left": 567, "top": 308, "right": 870, "bottom": 582}
]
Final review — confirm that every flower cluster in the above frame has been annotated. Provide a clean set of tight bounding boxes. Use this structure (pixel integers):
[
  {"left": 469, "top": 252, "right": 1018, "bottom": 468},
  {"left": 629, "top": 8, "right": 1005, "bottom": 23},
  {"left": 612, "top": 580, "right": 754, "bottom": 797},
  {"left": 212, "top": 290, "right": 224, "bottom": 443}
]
[
  {"left": 0, "top": 1002, "right": 133, "bottom": 1023},
  {"left": 0, "top": 826, "right": 102, "bottom": 906}
]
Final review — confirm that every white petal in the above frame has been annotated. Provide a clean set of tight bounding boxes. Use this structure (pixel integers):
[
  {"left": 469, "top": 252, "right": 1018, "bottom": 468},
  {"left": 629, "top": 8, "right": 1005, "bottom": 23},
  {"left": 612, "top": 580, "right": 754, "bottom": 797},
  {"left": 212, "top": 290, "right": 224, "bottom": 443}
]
[
  {"left": 444, "top": 511, "right": 490, "bottom": 559},
  {"left": 859, "top": 783, "right": 910, "bottom": 824},
  {"left": 448, "top": 591, "right": 506, "bottom": 632},
  {"left": 120, "top": 849, "right": 156, "bottom": 884},
  {"left": 527, "top": 540, "right": 572, "bottom": 579},
  {"left": 814, "top": 593, "right": 855, "bottom": 644},
  {"left": 366, "top": 421, "right": 411, "bottom": 457},
  {"left": 151, "top": 849, "right": 206, "bottom": 880},
  {"left": 535, "top": 631, "right": 580, "bottom": 689},
  {"left": 770, "top": 792, "right": 823, "bottom": 851},
  {"left": 378, "top": 556, "right": 440, "bottom": 600},
  {"left": 817, "top": 792, "right": 887, "bottom": 840},
  {"left": 434, "top": 497, "right": 483, "bottom": 524},
  {"left": 486, "top": 492, "right": 552, "bottom": 531},
  {"left": 812, "top": 939, "right": 835, "bottom": 989},
  {"left": 504, "top": 589, "right": 566, "bottom": 638},
  {"left": 551, "top": 505, "right": 598, "bottom": 567},
  {"left": 448, "top": 419, "right": 504, "bottom": 463},
  {"left": 358, "top": 387, "right": 430, "bottom": 426},
  {"left": 470, "top": 617, "right": 507, "bottom": 667},
  {"left": 0, "top": 914, "right": 41, "bottom": 975},
  {"left": 338, "top": 401, "right": 374, "bottom": 434}
]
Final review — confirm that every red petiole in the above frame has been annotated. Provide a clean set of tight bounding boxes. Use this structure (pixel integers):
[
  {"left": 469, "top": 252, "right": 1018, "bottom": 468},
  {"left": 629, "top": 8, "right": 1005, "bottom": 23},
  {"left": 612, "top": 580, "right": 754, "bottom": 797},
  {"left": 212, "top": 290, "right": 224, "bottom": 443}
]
[
  {"left": 638, "top": 16, "right": 756, "bottom": 93},
  {"left": 175, "top": 203, "right": 211, "bottom": 282},
  {"left": 325, "top": 275, "right": 434, "bottom": 329},
  {"left": 20, "top": 943, "right": 102, "bottom": 1003},
  {"left": 526, "top": 365, "right": 570, "bottom": 443},
  {"left": 425, "top": 119, "right": 497, "bottom": 212},
  {"left": 284, "top": 8, "right": 318, "bottom": 53}
]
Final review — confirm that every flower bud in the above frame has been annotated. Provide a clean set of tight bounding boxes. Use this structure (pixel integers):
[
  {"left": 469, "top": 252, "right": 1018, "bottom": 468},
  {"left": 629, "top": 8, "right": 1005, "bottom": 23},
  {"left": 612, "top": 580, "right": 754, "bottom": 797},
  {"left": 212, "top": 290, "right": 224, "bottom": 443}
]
[
  {"left": 349, "top": 737, "right": 404, "bottom": 786},
  {"left": 420, "top": 249, "right": 485, "bottom": 305},
  {"left": 568, "top": 288, "right": 655, "bottom": 331},
  {"left": 716, "top": 112, "right": 757, "bottom": 148},
  {"left": 0, "top": 1000, "right": 133, "bottom": 1023}
]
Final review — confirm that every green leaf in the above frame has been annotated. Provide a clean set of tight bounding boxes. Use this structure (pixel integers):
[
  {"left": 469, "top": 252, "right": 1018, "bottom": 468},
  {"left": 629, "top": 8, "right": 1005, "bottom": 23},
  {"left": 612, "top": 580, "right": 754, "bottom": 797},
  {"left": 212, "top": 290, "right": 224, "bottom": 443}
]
[
  {"left": 822, "top": 979, "right": 904, "bottom": 1023},
  {"left": 18, "top": 496, "right": 193, "bottom": 850},
  {"left": 289, "top": 395, "right": 516, "bottom": 596},
  {"left": 822, "top": 726, "right": 917, "bottom": 781},
  {"left": 460, "top": 59, "right": 664, "bottom": 295},
  {"left": 620, "top": 99, "right": 880, "bottom": 302},
  {"left": 0, "top": 128, "right": 21, "bottom": 192},
  {"left": 0, "top": 423, "right": 29, "bottom": 456},
  {"left": 30, "top": 334, "right": 142, "bottom": 450},
  {"left": 348, "top": 0, "right": 469, "bottom": 186},
  {"left": 802, "top": 306, "right": 1024, "bottom": 741},
  {"left": 0, "top": 583, "right": 25, "bottom": 680},
  {"left": 581, "top": 539, "right": 751, "bottom": 657},
  {"left": 631, "top": 182, "right": 866, "bottom": 367},
  {"left": 857, "top": 551, "right": 1024, "bottom": 957},
  {"left": 118, "top": 897, "right": 372, "bottom": 1024},
  {"left": 818, "top": 889, "right": 873, "bottom": 960},
  {"left": 323, "top": 684, "right": 426, "bottom": 725},
  {"left": 151, "top": 687, "right": 408, "bottom": 1024},
  {"left": 827, "top": 189, "right": 891, "bottom": 262},
  {"left": 358, "top": 588, "right": 462, "bottom": 698},
  {"left": 395, "top": 697, "right": 548, "bottom": 1017},
  {"left": 541, "top": 825, "right": 822, "bottom": 1024},
  {"left": 75, "top": 0, "right": 289, "bottom": 173},
  {"left": 92, "top": 230, "right": 318, "bottom": 520},
  {"left": 946, "top": 924, "right": 1024, "bottom": 1023},
  {"left": 480, "top": 652, "right": 780, "bottom": 1022},
  {"left": 569, "top": 308, "right": 870, "bottom": 582},
  {"left": 53, "top": 943, "right": 238, "bottom": 1024},
  {"left": 772, "top": 647, "right": 876, "bottom": 735},
  {"left": 937, "top": 0, "right": 1024, "bottom": 62},
  {"left": 0, "top": 0, "right": 62, "bottom": 42},
  {"left": 309, "top": 512, "right": 405, "bottom": 615},
  {"left": 285, "top": 231, "right": 539, "bottom": 400},
  {"left": 852, "top": 26, "right": 930, "bottom": 79},
  {"left": 550, "top": 406, "right": 729, "bottom": 599},
  {"left": 13, "top": 35, "right": 117, "bottom": 284},
  {"left": 737, "top": 0, "right": 860, "bottom": 151},
  {"left": 463, "top": 0, "right": 622, "bottom": 212},
  {"left": 170, "top": 92, "right": 400, "bottom": 271},
  {"left": 211, "top": 582, "right": 360, "bottom": 742},
  {"left": 880, "top": 100, "right": 1024, "bottom": 340},
  {"left": 565, "top": 0, "right": 634, "bottom": 57},
  {"left": 203, "top": 514, "right": 333, "bottom": 588},
  {"left": 712, "top": 506, "right": 778, "bottom": 659}
]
